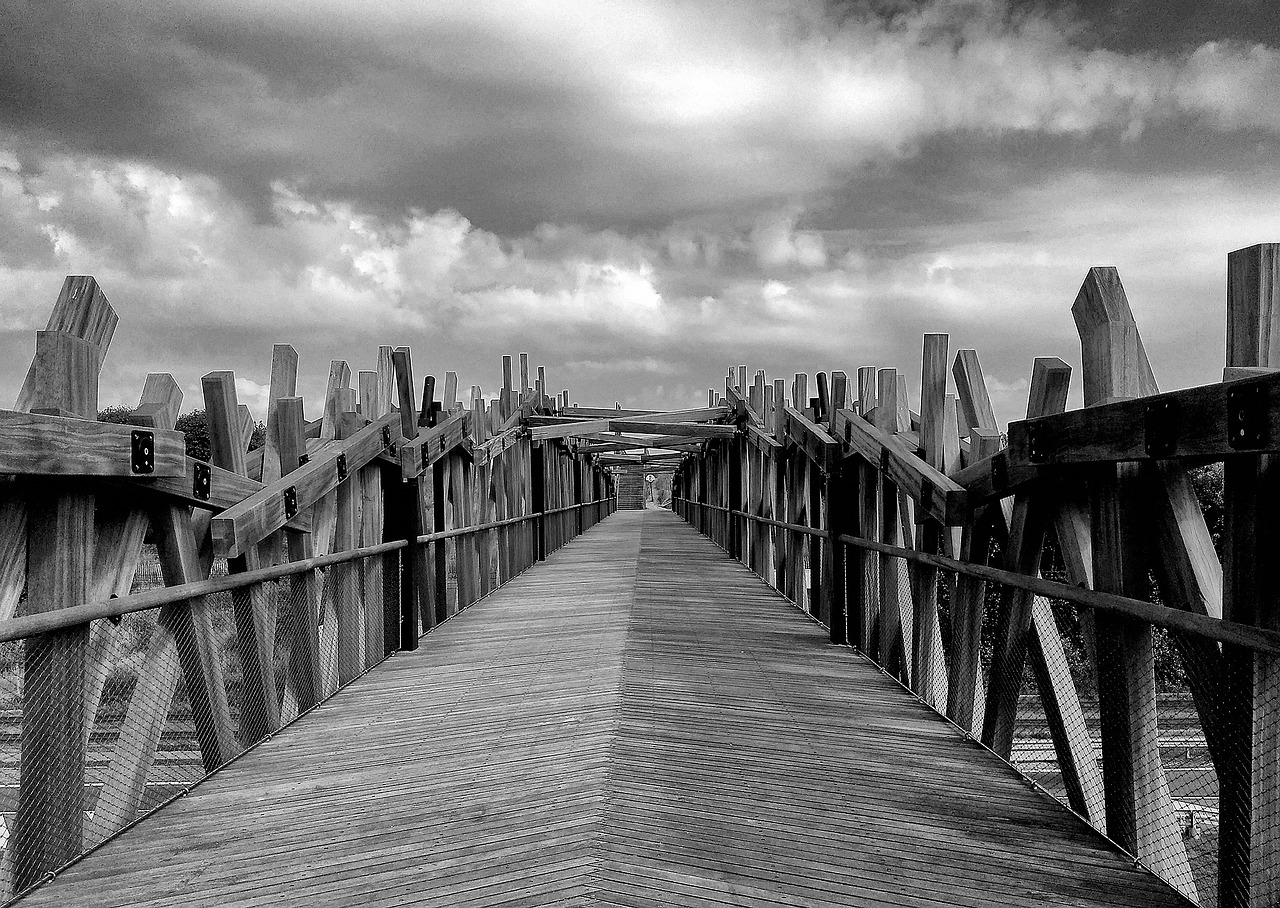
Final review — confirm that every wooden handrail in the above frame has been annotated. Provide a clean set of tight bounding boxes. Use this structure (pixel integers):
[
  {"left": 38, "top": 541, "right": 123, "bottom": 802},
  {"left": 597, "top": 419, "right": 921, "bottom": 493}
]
[
  {"left": 672, "top": 497, "right": 1280, "bottom": 656},
  {"left": 0, "top": 497, "right": 615, "bottom": 644}
]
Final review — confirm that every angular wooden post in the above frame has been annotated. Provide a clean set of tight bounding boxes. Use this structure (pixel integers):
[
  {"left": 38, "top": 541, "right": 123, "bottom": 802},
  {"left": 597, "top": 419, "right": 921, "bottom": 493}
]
[
  {"left": 913, "top": 334, "right": 948, "bottom": 707},
  {"left": 203, "top": 371, "right": 281, "bottom": 742},
  {"left": 1075, "top": 268, "right": 1196, "bottom": 900},
  {"left": 11, "top": 278, "right": 115, "bottom": 891},
  {"left": 1222, "top": 242, "right": 1280, "bottom": 908},
  {"left": 391, "top": 348, "right": 426, "bottom": 645}
]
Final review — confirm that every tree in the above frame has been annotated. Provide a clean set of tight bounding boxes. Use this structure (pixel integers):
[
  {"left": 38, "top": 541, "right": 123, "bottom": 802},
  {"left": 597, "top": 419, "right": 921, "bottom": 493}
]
[{"left": 97, "top": 406, "right": 265, "bottom": 461}]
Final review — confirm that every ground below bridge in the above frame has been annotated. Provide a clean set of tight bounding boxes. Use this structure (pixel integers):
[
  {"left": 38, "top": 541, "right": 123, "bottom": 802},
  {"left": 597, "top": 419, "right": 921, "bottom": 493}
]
[{"left": 21, "top": 510, "right": 1184, "bottom": 907}]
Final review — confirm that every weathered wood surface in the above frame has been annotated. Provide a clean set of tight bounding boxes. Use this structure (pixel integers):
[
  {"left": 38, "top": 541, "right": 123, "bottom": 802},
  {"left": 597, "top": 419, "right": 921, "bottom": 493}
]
[{"left": 24, "top": 510, "right": 1184, "bottom": 908}]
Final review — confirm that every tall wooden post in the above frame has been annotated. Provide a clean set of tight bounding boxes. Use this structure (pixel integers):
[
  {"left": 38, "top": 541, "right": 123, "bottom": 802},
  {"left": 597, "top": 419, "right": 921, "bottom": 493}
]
[
  {"left": 203, "top": 371, "right": 281, "bottom": 741},
  {"left": 1075, "top": 268, "right": 1196, "bottom": 899},
  {"left": 1222, "top": 242, "right": 1280, "bottom": 908},
  {"left": 391, "top": 348, "right": 425, "bottom": 646},
  {"left": 532, "top": 444, "right": 546, "bottom": 561}
]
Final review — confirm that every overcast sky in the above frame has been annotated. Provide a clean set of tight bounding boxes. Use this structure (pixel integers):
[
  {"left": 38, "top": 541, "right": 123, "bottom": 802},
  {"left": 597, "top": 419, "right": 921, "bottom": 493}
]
[{"left": 1, "top": 0, "right": 1277, "bottom": 425}]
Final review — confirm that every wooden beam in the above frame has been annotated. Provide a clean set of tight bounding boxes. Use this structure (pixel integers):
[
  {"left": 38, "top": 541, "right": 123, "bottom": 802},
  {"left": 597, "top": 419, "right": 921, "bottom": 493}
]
[
  {"left": 781, "top": 405, "right": 838, "bottom": 470},
  {"left": 398, "top": 410, "right": 470, "bottom": 479},
  {"left": 0, "top": 410, "right": 185, "bottom": 477},
  {"left": 211, "top": 412, "right": 397, "bottom": 558},
  {"left": 1008, "top": 369, "right": 1280, "bottom": 466},
  {"left": 831, "top": 408, "right": 967, "bottom": 525}
]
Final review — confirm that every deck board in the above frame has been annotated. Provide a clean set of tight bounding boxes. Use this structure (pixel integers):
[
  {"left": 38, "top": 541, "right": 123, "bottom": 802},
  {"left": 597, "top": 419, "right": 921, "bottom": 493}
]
[{"left": 18, "top": 509, "right": 1186, "bottom": 907}]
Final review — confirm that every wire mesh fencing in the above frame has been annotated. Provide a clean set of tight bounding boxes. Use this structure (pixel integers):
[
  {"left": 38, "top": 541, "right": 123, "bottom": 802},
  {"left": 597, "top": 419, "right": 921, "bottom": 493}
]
[
  {"left": 0, "top": 546, "right": 403, "bottom": 903},
  {"left": 856, "top": 544, "right": 1238, "bottom": 907},
  {"left": 675, "top": 497, "right": 1270, "bottom": 908}
]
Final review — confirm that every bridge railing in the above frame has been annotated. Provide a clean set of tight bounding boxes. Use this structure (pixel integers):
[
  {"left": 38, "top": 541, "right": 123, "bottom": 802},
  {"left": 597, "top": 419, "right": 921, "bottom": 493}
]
[
  {"left": 0, "top": 276, "right": 616, "bottom": 902},
  {"left": 674, "top": 243, "right": 1280, "bottom": 908}
]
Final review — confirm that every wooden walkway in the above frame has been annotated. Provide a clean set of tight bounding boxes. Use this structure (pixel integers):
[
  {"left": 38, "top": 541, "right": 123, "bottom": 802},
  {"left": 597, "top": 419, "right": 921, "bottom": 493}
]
[{"left": 21, "top": 509, "right": 1186, "bottom": 907}]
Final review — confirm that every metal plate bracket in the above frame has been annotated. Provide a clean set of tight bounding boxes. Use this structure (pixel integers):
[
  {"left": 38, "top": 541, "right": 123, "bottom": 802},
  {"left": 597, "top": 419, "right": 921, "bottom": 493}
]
[
  {"left": 131, "top": 430, "right": 154, "bottom": 474},
  {"left": 1144, "top": 398, "right": 1180, "bottom": 457},
  {"left": 192, "top": 461, "right": 211, "bottom": 501},
  {"left": 1228, "top": 382, "right": 1269, "bottom": 449}
]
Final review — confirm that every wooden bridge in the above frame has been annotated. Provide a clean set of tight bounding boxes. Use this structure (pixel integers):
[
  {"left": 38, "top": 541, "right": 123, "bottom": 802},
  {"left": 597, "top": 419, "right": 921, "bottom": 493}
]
[{"left": 0, "top": 244, "right": 1279, "bottom": 907}]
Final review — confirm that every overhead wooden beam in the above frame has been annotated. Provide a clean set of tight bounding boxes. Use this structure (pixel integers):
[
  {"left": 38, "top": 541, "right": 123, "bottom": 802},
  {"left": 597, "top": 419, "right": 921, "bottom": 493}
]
[{"left": 211, "top": 412, "right": 397, "bottom": 558}]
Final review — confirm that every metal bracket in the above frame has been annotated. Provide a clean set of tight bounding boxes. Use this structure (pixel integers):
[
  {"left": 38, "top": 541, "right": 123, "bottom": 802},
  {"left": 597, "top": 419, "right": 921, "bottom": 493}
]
[
  {"left": 192, "top": 461, "right": 211, "bottom": 501},
  {"left": 299, "top": 453, "right": 309, "bottom": 466},
  {"left": 918, "top": 482, "right": 934, "bottom": 520},
  {"left": 284, "top": 486, "right": 298, "bottom": 519},
  {"left": 382, "top": 425, "right": 392, "bottom": 448},
  {"left": 336, "top": 453, "right": 348, "bottom": 482},
  {"left": 1025, "top": 424, "right": 1045, "bottom": 463},
  {"left": 1228, "top": 382, "right": 1269, "bottom": 449},
  {"left": 388, "top": 442, "right": 397, "bottom": 459},
  {"left": 1143, "top": 398, "right": 1180, "bottom": 457},
  {"left": 130, "top": 430, "right": 155, "bottom": 474},
  {"left": 990, "top": 451, "right": 1009, "bottom": 492}
]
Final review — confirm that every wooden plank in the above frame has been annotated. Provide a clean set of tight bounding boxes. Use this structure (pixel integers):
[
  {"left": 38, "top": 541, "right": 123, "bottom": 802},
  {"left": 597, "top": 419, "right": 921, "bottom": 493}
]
[
  {"left": 212, "top": 413, "right": 397, "bottom": 558},
  {"left": 15, "top": 510, "right": 1192, "bottom": 908}
]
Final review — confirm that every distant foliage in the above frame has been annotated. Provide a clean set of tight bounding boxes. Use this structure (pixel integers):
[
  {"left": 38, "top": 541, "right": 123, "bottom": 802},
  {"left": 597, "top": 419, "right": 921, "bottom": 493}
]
[
  {"left": 176, "top": 410, "right": 212, "bottom": 461},
  {"left": 98, "top": 406, "right": 265, "bottom": 461},
  {"left": 97, "top": 405, "right": 138, "bottom": 425}
]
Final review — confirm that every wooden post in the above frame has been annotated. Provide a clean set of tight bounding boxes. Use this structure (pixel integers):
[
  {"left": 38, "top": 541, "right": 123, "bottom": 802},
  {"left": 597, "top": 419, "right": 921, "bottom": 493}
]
[
  {"left": 913, "top": 334, "right": 948, "bottom": 707},
  {"left": 391, "top": 348, "right": 425, "bottom": 646},
  {"left": 728, "top": 437, "right": 743, "bottom": 561},
  {"left": 11, "top": 331, "right": 98, "bottom": 889},
  {"left": 1222, "top": 242, "right": 1280, "bottom": 908},
  {"left": 1075, "top": 268, "right": 1196, "bottom": 899},
  {"left": 202, "top": 371, "right": 281, "bottom": 742},
  {"left": 532, "top": 444, "right": 546, "bottom": 561},
  {"left": 855, "top": 367, "right": 879, "bottom": 654},
  {"left": 876, "top": 369, "right": 911, "bottom": 680}
]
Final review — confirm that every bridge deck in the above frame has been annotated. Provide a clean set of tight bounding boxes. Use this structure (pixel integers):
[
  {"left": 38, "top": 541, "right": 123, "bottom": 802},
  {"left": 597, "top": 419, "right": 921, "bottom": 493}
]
[{"left": 23, "top": 509, "right": 1184, "bottom": 907}]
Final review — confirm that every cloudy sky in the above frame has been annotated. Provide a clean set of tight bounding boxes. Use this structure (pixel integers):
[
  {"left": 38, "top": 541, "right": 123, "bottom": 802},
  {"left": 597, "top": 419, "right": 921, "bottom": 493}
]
[{"left": 1, "top": 0, "right": 1277, "bottom": 425}]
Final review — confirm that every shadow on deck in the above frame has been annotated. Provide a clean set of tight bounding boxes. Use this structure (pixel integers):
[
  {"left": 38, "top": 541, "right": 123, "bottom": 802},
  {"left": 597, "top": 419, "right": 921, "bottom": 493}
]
[{"left": 20, "top": 510, "right": 1185, "bottom": 907}]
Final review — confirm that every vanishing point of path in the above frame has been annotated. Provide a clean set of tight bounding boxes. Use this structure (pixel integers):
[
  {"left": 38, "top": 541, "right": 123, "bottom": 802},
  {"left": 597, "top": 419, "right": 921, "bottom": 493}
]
[{"left": 21, "top": 510, "right": 1186, "bottom": 907}]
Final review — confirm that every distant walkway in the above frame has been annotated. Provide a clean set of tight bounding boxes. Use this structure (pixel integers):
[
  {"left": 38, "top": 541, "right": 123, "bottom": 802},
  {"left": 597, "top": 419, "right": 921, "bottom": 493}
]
[{"left": 22, "top": 510, "right": 1184, "bottom": 907}]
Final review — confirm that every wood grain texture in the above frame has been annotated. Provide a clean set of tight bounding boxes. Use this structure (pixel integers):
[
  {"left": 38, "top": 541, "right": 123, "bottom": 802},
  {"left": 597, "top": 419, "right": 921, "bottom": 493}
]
[
  {"left": 21, "top": 510, "right": 1186, "bottom": 908},
  {"left": 0, "top": 409, "right": 186, "bottom": 477}
]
